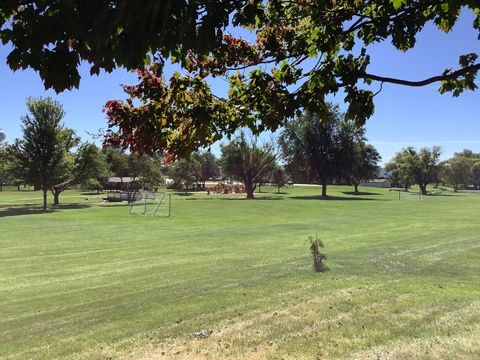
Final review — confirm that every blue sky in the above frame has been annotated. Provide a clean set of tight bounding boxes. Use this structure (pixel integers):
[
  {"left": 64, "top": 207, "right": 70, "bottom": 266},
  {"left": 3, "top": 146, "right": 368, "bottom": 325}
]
[{"left": 0, "top": 10, "right": 479, "bottom": 165}]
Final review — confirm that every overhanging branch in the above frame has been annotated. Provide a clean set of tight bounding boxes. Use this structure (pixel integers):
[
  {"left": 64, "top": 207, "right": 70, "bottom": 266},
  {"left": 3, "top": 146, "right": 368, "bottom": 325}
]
[{"left": 362, "top": 63, "right": 480, "bottom": 87}]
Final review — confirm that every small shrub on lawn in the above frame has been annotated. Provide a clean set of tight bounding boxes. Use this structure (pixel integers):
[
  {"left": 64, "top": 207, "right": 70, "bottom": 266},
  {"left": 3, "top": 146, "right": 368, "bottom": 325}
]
[{"left": 308, "top": 235, "right": 327, "bottom": 272}]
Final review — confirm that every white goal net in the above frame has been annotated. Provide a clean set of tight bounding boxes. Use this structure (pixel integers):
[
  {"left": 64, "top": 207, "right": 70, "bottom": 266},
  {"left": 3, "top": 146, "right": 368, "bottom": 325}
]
[
  {"left": 397, "top": 190, "right": 424, "bottom": 200},
  {"left": 129, "top": 192, "right": 171, "bottom": 217}
]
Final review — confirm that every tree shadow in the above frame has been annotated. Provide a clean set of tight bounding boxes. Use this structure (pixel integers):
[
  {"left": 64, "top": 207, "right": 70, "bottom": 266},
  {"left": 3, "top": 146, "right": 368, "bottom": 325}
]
[
  {"left": 291, "top": 195, "right": 384, "bottom": 201},
  {"left": 54, "top": 204, "right": 92, "bottom": 210},
  {"left": 175, "top": 192, "right": 194, "bottom": 196},
  {"left": 425, "top": 193, "right": 456, "bottom": 197},
  {"left": 185, "top": 196, "right": 285, "bottom": 201},
  {"left": 342, "top": 191, "right": 382, "bottom": 196},
  {"left": 255, "top": 196, "right": 285, "bottom": 200},
  {"left": 0, "top": 204, "right": 91, "bottom": 218}
]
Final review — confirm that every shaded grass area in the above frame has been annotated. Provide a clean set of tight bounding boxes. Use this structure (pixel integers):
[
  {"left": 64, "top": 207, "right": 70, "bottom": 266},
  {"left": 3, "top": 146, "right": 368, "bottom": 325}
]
[{"left": 0, "top": 186, "right": 479, "bottom": 359}]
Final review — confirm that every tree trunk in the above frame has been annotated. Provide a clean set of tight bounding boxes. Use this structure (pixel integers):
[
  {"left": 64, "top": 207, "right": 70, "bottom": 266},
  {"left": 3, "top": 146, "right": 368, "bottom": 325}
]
[
  {"left": 245, "top": 181, "right": 255, "bottom": 199},
  {"left": 277, "top": 186, "right": 280, "bottom": 194},
  {"left": 53, "top": 191, "right": 60, "bottom": 205},
  {"left": 17, "top": 184, "right": 21, "bottom": 191},
  {"left": 354, "top": 183, "right": 359, "bottom": 193},
  {"left": 42, "top": 189, "right": 48, "bottom": 210},
  {"left": 321, "top": 182, "right": 327, "bottom": 198},
  {"left": 419, "top": 184, "right": 427, "bottom": 195}
]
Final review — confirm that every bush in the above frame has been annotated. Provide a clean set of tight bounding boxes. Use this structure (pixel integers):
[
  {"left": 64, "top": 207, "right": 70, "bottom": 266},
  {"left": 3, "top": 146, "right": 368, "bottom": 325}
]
[{"left": 308, "top": 235, "right": 327, "bottom": 272}]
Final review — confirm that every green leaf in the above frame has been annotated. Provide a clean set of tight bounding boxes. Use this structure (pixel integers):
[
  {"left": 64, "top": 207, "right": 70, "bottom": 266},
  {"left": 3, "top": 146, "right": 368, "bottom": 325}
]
[
  {"left": 144, "top": 55, "right": 151, "bottom": 66},
  {"left": 390, "top": 0, "right": 406, "bottom": 10}
]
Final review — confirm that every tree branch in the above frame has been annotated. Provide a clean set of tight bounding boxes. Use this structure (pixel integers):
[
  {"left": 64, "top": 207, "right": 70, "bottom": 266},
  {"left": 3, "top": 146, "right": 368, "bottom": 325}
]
[{"left": 362, "top": 63, "right": 480, "bottom": 87}]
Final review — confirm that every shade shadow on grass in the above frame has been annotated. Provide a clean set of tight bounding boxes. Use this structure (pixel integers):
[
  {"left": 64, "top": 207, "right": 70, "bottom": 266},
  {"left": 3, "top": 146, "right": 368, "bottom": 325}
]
[
  {"left": 186, "top": 195, "right": 385, "bottom": 201},
  {"left": 425, "top": 193, "right": 457, "bottom": 197},
  {"left": 342, "top": 191, "right": 382, "bottom": 196},
  {"left": 185, "top": 195, "right": 285, "bottom": 201},
  {"left": 291, "top": 195, "right": 385, "bottom": 201},
  {"left": 0, "top": 204, "right": 91, "bottom": 218}
]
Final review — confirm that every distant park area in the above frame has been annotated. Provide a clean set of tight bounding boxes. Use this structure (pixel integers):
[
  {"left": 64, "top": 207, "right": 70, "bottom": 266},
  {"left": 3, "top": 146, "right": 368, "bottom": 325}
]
[{"left": 1, "top": 185, "right": 479, "bottom": 359}]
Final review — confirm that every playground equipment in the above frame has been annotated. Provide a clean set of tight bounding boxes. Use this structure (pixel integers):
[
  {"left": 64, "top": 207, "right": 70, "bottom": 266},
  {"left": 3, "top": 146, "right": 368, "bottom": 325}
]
[
  {"left": 105, "top": 190, "right": 142, "bottom": 202},
  {"left": 129, "top": 192, "right": 171, "bottom": 217},
  {"left": 206, "top": 182, "right": 246, "bottom": 194}
]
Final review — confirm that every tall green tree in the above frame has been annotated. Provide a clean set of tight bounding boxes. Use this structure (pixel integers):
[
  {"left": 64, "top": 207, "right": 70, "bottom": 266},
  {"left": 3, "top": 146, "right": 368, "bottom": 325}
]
[
  {"left": 385, "top": 149, "right": 415, "bottom": 190},
  {"left": 471, "top": 161, "right": 480, "bottom": 189},
  {"left": 105, "top": 148, "right": 130, "bottom": 177},
  {"left": 349, "top": 143, "right": 381, "bottom": 193},
  {"left": 75, "top": 143, "right": 110, "bottom": 193},
  {"left": 220, "top": 134, "right": 277, "bottom": 199},
  {"left": 50, "top": 128, "right": 80, "bottom": 205},
  {"left": 169, "top": 157, "right": 201, "bottom": 194},
  {"left": 385, "top": 146, "right": 441, "bottom": 194},
  {"left": 0, "top": 143, "right": 14, "bottom": 191},
  {"left": 14, "top": 97, "right": 74, "bottom": 209},
  {"left": 191, "top": 151, "right": 220, "bottom": 190},
  {"left": 279, "top": 105, "right": 362, "bottom": 197},
  {"left": 128, "top": 154, "right": 164, "bottom": 191},
  {"left": 272, "top": 167, "right": 287, "bottom": 194},
  {"left": 3, "top": 143, "right": 25, "bottom": 191},
  {"left": 441, "top": 154, "right": 474, "bottom": 191}
]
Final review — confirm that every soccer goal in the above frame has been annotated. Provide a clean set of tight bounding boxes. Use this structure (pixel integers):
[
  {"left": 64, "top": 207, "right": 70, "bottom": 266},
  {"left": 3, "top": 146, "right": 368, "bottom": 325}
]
[
  {"left": 395, "top": 190, "right": 424, "bottom": 201},
  {"left": 129, "top": 192, "right": 171, "bottom": 217}
]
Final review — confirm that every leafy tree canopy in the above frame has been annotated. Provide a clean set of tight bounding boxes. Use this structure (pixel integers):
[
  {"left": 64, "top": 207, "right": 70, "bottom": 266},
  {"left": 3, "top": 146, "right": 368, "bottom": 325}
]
[
  {"left": 2, "top": 1, "right": 480, "bottom": 155},
  {"left": 350, "top": 142, "right": 381, "bottom": 193},
  {"left": 439, "top": 150, "right": 480, "bottom": 191},
  {"left": 272, "top": 167, "right": 288, "bottom": 194},
  {"left": 220, "top": 133, "right": 277, "bottom": 199},
  {"left": 279, "top": 105, "right": 363, "bottom": 197},
  {"left": 75, "top": 143, "right": 111, "bottom": 192},
  {"left": 169, "top": 157, "right": 201, "bottom": 194},
  {"left": 191, "top": 151, "right": 220, "bottom": 188},
  {"left": 0, "top": 143, "right": 14, "bottom": 191},
  {"left": 385, "top": 146, "right": 441, "bottom": 194},
  {"left": 12, "top": 97, "right": 77, "bottom": 208}
]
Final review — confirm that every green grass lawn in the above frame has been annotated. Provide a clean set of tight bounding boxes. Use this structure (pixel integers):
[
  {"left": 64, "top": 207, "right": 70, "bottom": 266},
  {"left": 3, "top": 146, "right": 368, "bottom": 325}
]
[{"left": 1, "top": 186, "right": 479, "bottom": 359}]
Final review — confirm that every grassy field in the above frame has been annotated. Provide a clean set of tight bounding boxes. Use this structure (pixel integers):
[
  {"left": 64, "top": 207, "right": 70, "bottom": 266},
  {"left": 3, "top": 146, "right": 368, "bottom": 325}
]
[{"left": 1, "top": 185, "right": 479, "bottom": 359}]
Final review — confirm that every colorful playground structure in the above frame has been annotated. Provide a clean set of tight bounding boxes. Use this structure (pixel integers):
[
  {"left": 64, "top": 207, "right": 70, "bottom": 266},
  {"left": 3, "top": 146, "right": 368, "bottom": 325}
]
[{"left": 206, "top": 182, "right": 245, "bottom": 195}]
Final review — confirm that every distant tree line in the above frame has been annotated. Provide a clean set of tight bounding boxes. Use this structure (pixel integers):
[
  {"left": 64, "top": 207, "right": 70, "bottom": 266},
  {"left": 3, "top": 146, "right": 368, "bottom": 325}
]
[
  {"left": 6, "top": 97, "right": 479, "bottom": 206},
  {"left": 1, "top": 97, "right": 394, "bottom": 203},
  {"left": 439, "top": 150, "right": 480, "bottom": 191},
  {"left": 385, "top": 147, "right": 480, "bottom": 194},
  {"left": 170, "top": 102, "right": 382, "bottom": 199}
]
